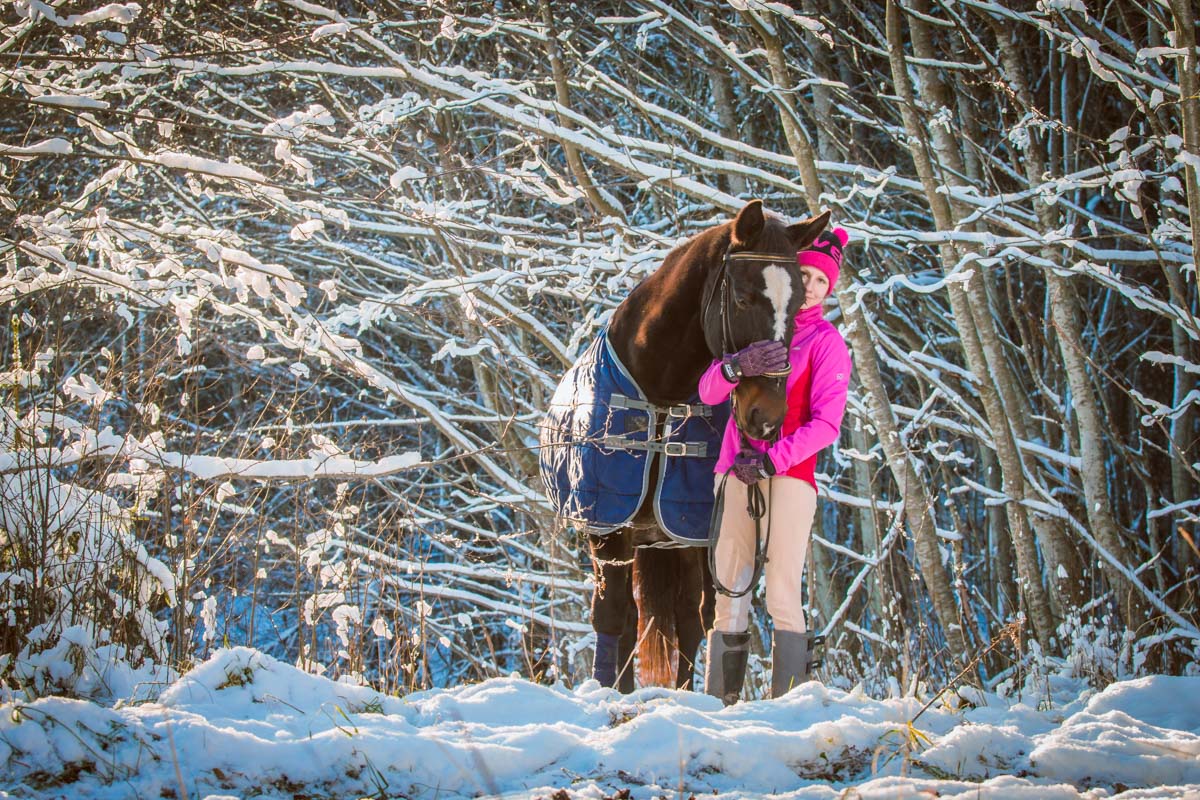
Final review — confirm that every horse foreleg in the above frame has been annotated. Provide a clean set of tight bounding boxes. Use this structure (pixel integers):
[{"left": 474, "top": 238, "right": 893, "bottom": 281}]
[
  {"left": 700, "top": 552, "right": 716, "bottom": 632},
  {"left": 674, "top": 610, "right": 702, "bottom": 689},
  {"left": 617, "top": 598, "right": 638, "bottom": 693},
  {"left": 588, "top": 532, "right": 632, "bottom": 689}
]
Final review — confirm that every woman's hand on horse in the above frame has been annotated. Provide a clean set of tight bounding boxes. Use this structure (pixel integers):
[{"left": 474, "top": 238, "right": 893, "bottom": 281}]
[
  {"left": 721, "top": 340, "right": 789, "bottom": 381},
  {"left": 731, "top": 448, "right": 776, "bottom": 484}
]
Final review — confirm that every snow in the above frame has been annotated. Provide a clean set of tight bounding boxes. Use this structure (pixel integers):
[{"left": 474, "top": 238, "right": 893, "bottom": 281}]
[
  {"left": 15, "top": 0, "right": 140, "bottom": 27},
  {"left": 3, "top": 2, "right": 1198, "bottom": 797},
  {"left": 0, "top": 138, "right": 73, "bottom": 158},
  {"left": 149, "top": 151, "right": 271, "bottom": 183},
  {"left": 29, "top": 94, "right": 110, "bottom": 110},
  {"left": 1030, "top": 678, "right": 1200, "bottom": 787},
  {"left": 310, "top": 21, "right": 349, "bottom": 40},
  {"left": 1, "top": 647, "right": 1197, "bottom": 799},
  {"left": 63, "top": 3, "right": 141, "bottom": 26}
]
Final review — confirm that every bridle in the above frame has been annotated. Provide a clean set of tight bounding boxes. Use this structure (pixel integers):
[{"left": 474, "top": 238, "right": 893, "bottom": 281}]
[
  {"left": 702, "top": 246, "right": 801, "bottom": 598},
  {"left": 702, "top": 248, "right": 797, "bottom": 383}
]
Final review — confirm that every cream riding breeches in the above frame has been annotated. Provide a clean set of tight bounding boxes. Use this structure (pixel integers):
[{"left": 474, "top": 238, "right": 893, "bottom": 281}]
[{"left": 711, "top": 475, "right": 817, "bottom": 634}]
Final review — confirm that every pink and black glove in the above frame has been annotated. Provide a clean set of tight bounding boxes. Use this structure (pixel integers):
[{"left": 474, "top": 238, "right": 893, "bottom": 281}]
[
  {"left": 731, "top": 448, "right": 775, "bottom": 485},
  {"left": 721, "top": 340, "right": 788, "bottom": 382}
]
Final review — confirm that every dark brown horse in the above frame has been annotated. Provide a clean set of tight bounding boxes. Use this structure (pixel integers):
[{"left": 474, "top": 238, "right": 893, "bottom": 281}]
[{"left": 546, "top": 200, "right": 830, "bottom": 689}]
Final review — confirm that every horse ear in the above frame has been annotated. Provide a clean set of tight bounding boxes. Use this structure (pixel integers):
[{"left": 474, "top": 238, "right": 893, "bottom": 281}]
[
  {"left": 786, "top": 209, "right": 832, "bottom": 250},
  {"left": 731, "top": 199, "right": 765, "bottom": 247}
]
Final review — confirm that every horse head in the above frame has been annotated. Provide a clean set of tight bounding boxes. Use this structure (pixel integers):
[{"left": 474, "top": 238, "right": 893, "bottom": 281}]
[{"left": 703, "top": 200, "right": 831, "bottom": 442}]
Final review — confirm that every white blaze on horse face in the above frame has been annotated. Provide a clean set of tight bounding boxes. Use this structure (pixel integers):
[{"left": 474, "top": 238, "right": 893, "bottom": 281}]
[{"left": 762, "top": 265, "right": 793, "bottom": 342}]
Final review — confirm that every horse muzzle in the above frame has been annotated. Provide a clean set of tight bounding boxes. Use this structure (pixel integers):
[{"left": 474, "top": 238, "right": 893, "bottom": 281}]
[{"left": 732, "top": 377, "right": 788, "bottom": 442}]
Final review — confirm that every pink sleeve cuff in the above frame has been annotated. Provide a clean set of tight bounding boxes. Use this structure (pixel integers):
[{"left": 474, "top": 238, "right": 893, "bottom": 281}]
[{"left": 698, "top": 358, "right": 737, "bottom": 405}]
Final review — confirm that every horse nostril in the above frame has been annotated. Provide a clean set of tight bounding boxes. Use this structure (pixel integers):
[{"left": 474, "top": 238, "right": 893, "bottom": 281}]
[{"left": 746, "top": 408, "right": 776, "bottom": 439}]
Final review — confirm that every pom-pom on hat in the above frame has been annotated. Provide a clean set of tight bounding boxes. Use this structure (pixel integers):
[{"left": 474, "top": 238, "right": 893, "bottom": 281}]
[{"left": 797, "top": 227, "right": 849, "bottom": 292}]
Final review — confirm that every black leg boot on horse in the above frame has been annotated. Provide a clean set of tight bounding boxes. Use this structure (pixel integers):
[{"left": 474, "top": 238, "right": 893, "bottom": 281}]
[{"left": 770, "top": 629, "right": 825, "bottom": 698}]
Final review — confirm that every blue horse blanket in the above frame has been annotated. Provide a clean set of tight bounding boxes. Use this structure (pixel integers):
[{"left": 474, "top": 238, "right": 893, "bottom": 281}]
[{"left": 539, "top": 331, "right": 729, "bottom": 545}]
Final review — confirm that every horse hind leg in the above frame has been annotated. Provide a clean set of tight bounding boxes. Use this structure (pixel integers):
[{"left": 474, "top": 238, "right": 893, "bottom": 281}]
[
  {"left": 617, "top": 598, "right": 637, "bottom": 693},
  {"left": 588, "top": 531, "right": 633, "bottom": 688},
  {"left": 632, "top": 542, "right": 680, "bottom": 688}
]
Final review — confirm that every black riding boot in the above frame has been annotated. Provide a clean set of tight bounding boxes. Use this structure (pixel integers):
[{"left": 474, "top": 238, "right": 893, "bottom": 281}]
[
  {"left": 704, "top": 630, "right": 751, "bottom": 706},
  {"left": 770, "top": 630, "right": 824, "bottom": 698}
]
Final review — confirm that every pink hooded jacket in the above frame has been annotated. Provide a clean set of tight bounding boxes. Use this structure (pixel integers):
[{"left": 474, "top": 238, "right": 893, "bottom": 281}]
[{"left": 698, "top": 304, "right": 851, "bottom": 489}]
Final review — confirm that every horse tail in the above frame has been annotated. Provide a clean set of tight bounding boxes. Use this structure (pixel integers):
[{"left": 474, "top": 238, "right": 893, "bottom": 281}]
[{"left": 632, "top": 547, "right": 678, "bottom": 687}]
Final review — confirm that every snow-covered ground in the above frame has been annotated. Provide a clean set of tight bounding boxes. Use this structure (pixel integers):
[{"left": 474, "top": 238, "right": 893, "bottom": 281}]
[{"left": 2, "top": 648, "right": 1198, "bottom": 799}]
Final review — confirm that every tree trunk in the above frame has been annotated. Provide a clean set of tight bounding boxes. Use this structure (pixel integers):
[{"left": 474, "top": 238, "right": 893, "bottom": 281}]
[
  {"left": 800, "top": 0, "right": 840, "bottom": 163},
  {"left": 851, "top": 408, "right": 893, "bottom": 639},
  {"left": 702, "top": 10, "right": 747, "bottom": 197},
  {"left": 987, "top": 14, "right": 1152, "bottom": 631},
  {"left": 538, "top": 0, "right": 625, "bottom": 222},
  {"left": 1169, "top": 0, "right": 1200, "bottom": 569},
  {"left": 847, "top": 314, "right": 970, "bottom": 662},
  {"left": 887, "top": 0, "right": 1058, "bottom": 648},
  {"left": 742, "top": 9, "right": 822, "bottom": 212}
]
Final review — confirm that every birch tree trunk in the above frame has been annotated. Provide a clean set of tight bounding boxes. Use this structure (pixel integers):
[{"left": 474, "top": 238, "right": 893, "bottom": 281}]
[
  {"left": 886, "top": 0, "right": 1058, "bottom": 648},
  {"left": 852, "top": 410, "right": 894, "bottom": 638},
  {"left": 987, "top": 15, "right": 1153, "bottom": 631},
  {"left": 902, "top": 1, "right": 1088, "bottom": 625},
  {"left": 843, "top": 312, "right": 970, "bottom": 662},
  {"left": 538, "top": 0, "right": 625, "bottom": 222},
  {"left": 800, "top": 1, "right": 889, "bottom": 650},
  {"left": 740, "top": 10, "right": 822, "bottom": 212}
]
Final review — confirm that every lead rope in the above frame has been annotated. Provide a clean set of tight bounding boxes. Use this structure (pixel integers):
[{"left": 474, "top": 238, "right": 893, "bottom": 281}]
[{"left": 708, "top": 447, "right": 774, "bottom": 597}]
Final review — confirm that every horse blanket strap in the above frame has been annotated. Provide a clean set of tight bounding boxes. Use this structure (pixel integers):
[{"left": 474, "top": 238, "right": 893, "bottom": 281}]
[
  {"left": 539, "top": 330, "right": 729, "bottom": 544},
  {"left": 610, "top": 394, "right": 712, "bottom": 420},
  {"left": 602, "top": 436, "right": 708, "bottom": 457}
]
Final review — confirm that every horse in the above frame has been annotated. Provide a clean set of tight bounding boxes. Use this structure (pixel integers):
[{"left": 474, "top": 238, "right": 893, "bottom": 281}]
[{"left": 540, "top": 199, "right": 831, "bottom": 690}]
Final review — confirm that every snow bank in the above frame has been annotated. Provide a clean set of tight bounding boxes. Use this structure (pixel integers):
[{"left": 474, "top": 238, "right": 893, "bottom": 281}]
[
  {"left": 2, "top": 649, "right": 1198, "bottom": 798},
  {"left": 1029, "top": 676, "right": 1200, "bottom": 788}
]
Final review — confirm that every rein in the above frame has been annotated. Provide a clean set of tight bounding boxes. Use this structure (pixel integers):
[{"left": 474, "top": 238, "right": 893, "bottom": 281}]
[
  {"left": 703, "top": 246, "right": 797, "bottom": 598},
  {"left": 708, "top": 470, "right": 772, "bottom": 598}
]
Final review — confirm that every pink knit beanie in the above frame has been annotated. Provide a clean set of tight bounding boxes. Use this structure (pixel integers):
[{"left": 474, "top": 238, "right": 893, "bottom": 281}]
[{"left": 797, "top": 227, "right": 849, "bottom": 291}]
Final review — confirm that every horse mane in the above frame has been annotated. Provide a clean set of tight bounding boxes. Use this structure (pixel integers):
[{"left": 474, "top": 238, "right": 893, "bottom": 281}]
[{"left": 607, "top": 220, "right": 729, "bottom": 405}]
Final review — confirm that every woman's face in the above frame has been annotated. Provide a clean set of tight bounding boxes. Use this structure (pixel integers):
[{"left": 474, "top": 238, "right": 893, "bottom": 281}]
[{"left": 799, "top": 265, "right": 830, "bottom": 310}]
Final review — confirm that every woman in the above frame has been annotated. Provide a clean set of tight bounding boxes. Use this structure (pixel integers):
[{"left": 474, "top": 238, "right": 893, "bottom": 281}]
[{"left": 697, "top": 227, "right": 852, "bottom": 704}]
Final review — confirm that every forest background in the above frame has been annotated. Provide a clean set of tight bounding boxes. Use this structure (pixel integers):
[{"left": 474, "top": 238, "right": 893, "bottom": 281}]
[{"left": 0, "top": 0, "right": 1197, "bottom": 704}]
